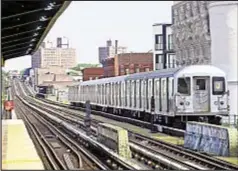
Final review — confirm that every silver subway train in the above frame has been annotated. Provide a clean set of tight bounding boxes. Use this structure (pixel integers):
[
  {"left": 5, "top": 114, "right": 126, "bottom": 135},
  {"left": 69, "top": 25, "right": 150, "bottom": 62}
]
[{"left": 68, "top": 65, "right": 230, "bottom": 128}]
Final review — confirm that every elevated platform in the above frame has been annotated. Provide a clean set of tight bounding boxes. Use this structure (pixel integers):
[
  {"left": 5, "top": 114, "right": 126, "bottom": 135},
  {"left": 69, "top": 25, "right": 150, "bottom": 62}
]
[{"left": 2, "top": 119, "right": 44, "bottom": 169}]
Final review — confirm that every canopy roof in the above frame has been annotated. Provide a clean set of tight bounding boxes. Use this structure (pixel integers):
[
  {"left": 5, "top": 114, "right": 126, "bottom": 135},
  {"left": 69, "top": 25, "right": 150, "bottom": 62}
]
[{"left": 2, "top": 1, "right": 71, "bottom": 62}]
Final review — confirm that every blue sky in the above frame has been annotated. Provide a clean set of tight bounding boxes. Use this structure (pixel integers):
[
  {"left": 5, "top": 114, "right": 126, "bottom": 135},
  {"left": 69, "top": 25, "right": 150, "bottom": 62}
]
[{"left": 4, "top": 1, "right": 173, "bottom": 71}]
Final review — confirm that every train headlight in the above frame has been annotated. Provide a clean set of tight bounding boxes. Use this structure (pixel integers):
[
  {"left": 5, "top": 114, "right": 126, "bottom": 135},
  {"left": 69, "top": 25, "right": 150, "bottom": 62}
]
[
  {"left": 214, "top": 101, "right": 218, "bottom": 105},
  {"left": 185, "top": 101, "right": 190, "bottom": 106}
]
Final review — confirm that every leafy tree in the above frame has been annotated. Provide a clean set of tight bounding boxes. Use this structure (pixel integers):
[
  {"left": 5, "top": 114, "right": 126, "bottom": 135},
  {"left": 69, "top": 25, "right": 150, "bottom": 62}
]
[{"left": 71, "top": 63, "right": 101, "bottom": 71}]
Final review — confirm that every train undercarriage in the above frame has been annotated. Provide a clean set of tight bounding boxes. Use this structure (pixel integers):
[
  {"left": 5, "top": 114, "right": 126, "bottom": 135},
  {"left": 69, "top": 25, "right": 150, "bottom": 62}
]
[{"left": 70, "top": 102, "right": 222, "bottom": 130}]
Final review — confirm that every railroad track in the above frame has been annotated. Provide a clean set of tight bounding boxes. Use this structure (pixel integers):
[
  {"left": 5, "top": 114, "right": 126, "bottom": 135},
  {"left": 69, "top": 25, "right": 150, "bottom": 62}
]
[
  {"left": 19, "top": 79, "right": 184, "bottom": 137},
  {"left": 15, "top": 97, "right": 107, "bottom": 170},
  {"left": 13, "top": 82, "right": 149, "bottom": 170},
  {"left": 23, "top": 94, "right": 238, "bottom": 170},
  {"left": 15, "top": 80, "right": 238, "bottom": 170}
]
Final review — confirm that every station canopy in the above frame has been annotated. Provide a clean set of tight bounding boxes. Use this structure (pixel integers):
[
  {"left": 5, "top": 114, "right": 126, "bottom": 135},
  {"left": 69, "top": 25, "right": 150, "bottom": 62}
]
[{"left": 1, "top": 1, "right": 71, "bottom": 63}]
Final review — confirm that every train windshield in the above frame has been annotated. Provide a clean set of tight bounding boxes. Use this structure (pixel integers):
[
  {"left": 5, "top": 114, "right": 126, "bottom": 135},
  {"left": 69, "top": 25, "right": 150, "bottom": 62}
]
[
  {"left": 212, "top": 77, "right": 225, "bottom": 95},
  {"left": 177, "top": 77, "right": 191, "bottom": 95}
]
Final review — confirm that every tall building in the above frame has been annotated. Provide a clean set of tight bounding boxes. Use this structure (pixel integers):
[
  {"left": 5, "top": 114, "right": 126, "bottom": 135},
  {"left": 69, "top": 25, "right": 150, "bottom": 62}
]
[
  {"left": 153, "top": 23, "right": 176, "bottom": 70},
  {"left": 98, "top": 40, "right": 127, "bottom": 64},
  {"left": 171, "top": 1, "right": 211, "bottom": 66},
  {"left": 98, "top": 47, "right": 108, "bottom": 64},
  {"left": 31, "top": 38, "right": 77, "bottom": 69},
  {"left": 208, "top": 1, "right": 238, "bottom": 119}
]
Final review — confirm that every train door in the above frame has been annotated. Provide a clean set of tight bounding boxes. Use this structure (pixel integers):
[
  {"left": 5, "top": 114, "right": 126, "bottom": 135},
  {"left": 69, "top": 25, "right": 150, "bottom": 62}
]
[
  {"left": 161, "top": 78, "right": 167, "bottom": 112},
  {"left": 127, "top": 80, "right": 131, "bottom": 109},
  {"left": 111, "top": 83, "right": 114, "bottom": 106},
  {"left": 154, "top": 79, "right": 160, "bottom": 114},
  {"left": 148, "top": 79, "right": 153, "bottom": 112},
  {"left": 193, "top": 76, "right": 210, "bottom": 112},
  {"left": 136, "top": 80, "right": 140, "bottom": 110},
  {"left": 131, "top": 80, "right": 135, "bottom": 108},
  {"left": 121, "top": 81, "right": 125, "bottom": 108},
  {"left": 141, "top": 80, "right": 145, "bottom": 111}
]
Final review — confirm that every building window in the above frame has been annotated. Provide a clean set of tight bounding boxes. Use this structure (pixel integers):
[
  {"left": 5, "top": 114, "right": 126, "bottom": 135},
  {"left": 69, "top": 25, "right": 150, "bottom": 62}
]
[
  {"left": 145, "top": 68, "right": 150, "bottom": 72},
  {"left": 167, "top": 54, "right": 175, "bottom": 68},
  {"left": 155, "top": 54, "right": 163, "bottom": 64},
  {"left": 155, "top": 34, "right": 163, "bottom": 50},
  {"left": 135, "top": 68, "right": 140, "bottom": 73},
  {"left": 125, "top": 68, "right": 129, "bottom": 75},
  {"left": 168, "top": 34, "right": 173, "bottom": 50}
]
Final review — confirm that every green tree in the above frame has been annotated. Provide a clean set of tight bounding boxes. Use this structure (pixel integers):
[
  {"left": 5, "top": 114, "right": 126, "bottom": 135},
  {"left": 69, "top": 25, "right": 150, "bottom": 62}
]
[{"left": 71, "top": 63, "right": 101, "bottom": 71}]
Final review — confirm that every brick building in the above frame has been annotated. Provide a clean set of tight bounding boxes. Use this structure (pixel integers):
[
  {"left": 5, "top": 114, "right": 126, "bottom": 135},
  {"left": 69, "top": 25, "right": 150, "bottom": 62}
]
[
  {"left": 101, "top": 58, "right": 115, "bottom": 77},
  {"left": 101, "top": 53, "right": 153, "bottom": 77},
  {"left": 114, "top": 53, "right": 153, "bottom": 76},
  {"left": 82, "top": 67, "right": 104, "bottom": 81}
]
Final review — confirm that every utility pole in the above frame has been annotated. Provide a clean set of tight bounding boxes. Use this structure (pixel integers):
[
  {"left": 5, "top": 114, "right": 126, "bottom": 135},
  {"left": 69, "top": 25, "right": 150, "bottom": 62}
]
[{"left": 84, "top": 100, "right": 92, "bottom": 136}]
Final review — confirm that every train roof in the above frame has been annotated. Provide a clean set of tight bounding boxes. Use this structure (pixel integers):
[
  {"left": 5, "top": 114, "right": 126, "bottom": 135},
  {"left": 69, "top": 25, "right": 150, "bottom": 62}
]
[
  {"left": 80, "top": 75, "right": 128, "bottom": 86},
  {"left": 125, "top": 67, "right": 181, "bottom": 80},
  {"left": 70, "top": 65, "right": 226, "bottom": 87}
]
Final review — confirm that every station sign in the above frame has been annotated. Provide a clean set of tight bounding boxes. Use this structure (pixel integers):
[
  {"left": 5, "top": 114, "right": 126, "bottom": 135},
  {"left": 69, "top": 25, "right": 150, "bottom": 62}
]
[{"left": 4, "top": 100, "right": 14, "bottom": 111}]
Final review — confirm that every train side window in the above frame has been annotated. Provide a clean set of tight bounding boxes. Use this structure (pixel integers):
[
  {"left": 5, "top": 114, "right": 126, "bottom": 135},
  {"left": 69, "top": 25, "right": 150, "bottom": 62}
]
[
  {"left": 196, "top": 79, "right": 206, "bottom": 90},
  {"left": 134, "top": 81, "right": 136, "bottom": 107},
  {"left": 146, "top": 79, "right": 149, "bottom": 110},
  {"left": 139, "top": 80, "right": 142, "bottom": 108},
  {"left": 129, "top": 81, "right": 132, "bottom": 107},
  {"left": 125, "top": 81, "right": 127, "bottom": 106},
  {"left": 177, "top": 77, "right": 191, "bottom": 95},
  {"left": 212, "top": 77, "right": 225, "bottom": 95},
  {"left": 172, "top": 78, "right": 174, "bottom": 96},
  {"left": 120, "top": 82, "right": 122, "bottom": 106}
]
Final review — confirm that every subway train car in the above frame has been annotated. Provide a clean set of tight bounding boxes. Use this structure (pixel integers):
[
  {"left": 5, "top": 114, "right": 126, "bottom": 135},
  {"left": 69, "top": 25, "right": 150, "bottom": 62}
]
[{"left": 68, "top": 65, "right": 230, "bottom": 128}]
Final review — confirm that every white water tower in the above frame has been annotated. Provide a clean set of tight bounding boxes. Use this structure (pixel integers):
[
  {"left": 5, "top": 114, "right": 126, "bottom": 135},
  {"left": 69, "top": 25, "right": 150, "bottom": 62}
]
[{"left": 208, "top": 1, "right": 238, "bottom": 120}]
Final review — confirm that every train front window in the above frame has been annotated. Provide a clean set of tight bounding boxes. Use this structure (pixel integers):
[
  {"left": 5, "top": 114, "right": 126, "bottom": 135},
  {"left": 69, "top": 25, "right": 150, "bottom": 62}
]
[
  {"left": 196, "top": 79, "right": 206, "bottom": 90},
  {"left": 212, "top": 77, "right": 225, "bottom": 95},
  {"left": 177, "top": 77, "right": 190, "bottom": 95}
]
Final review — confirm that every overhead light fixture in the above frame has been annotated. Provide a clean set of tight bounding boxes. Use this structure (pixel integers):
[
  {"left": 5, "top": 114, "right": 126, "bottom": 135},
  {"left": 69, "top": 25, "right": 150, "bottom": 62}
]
[
  {"left": 33, "top": 33, "right": 39, "bottom": 36},
  {"left": 26, "top": 48, "right": 32, "bottom": 54},
  {"left": 44, "top": 2, "right": 55, "bottom": 11},
  {"left": 36, "top": 26, "right": 42, "bottom": 30},
  {"left": 29, "top": 44, "right": 33, "bottom": 47},
  {"left": 31, "top": 38, "right": 36, "bottom": 42},
  {"left": 39, "top": 16, "right": 47, "bottom": 21}
]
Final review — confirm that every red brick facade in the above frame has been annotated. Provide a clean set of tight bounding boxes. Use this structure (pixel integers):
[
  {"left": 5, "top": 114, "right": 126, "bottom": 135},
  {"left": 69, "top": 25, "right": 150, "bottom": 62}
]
[
  {"left": 115, "top": 53, "right": 153, "bottom": 76},
  {"left": 82, "top": 67, "right": 104, "bottom": 81},
  {"left": 101, "top": 53, "right": 153, "bottom": 78}
]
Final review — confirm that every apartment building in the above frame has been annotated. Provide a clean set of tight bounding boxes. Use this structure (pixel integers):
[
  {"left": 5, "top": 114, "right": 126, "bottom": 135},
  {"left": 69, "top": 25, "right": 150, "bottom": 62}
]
[
  {"left": 31, "top": 38, "right": 77, "bottom": 69},
  {"left": 171, "top": 1, "right": 211, "bottom": 66},
  {"left": 153, "top": 23, "right": 176, "bottom": 70},
  {"left": 40, "top": 48, "right": 76, "bottom": 69}
]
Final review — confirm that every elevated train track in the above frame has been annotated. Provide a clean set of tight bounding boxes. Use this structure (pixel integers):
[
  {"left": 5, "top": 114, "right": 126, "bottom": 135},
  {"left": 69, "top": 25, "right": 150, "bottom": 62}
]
[
  {"left": 13, "top": 80, "right": 150, "bottom": 170},
  {"left": 16, "top": 80, "right": 238, "bottom": 170}
]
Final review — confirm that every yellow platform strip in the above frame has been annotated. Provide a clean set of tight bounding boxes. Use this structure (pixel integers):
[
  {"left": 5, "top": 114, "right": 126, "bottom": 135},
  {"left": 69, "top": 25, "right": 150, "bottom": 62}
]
[
  {"left": 2, "top": 124, "right": 8, "bottom": 162},
  {"left": 2, "top": 120, "right": 44, "bottom": 170},
  {"left": 2, "top": 159, "right": 42, "bottom": 164}
]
